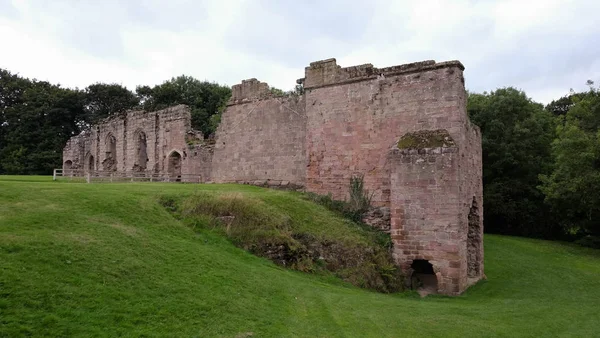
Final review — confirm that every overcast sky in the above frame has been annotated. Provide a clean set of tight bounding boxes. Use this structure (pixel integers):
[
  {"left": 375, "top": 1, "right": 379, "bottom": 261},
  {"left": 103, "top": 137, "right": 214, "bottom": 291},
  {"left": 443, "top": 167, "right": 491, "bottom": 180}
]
[{"left": 1, "top": 0, "right": 599, "bottom": 103}]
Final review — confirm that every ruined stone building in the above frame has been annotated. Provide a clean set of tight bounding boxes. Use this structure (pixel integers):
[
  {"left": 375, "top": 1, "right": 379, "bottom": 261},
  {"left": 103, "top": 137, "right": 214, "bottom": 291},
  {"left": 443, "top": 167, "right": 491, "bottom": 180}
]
[
  {"left": 62, "top": 105, "right": 212, "bottom": 181},
  {"left": 63, "top": 58, "right": 483, "bottom": 295}
]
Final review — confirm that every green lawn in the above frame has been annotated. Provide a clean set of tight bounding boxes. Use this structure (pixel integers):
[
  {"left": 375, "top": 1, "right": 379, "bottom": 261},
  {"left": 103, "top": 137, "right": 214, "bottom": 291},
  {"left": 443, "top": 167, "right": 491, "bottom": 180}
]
[{"left": 1, "top": 176, "right": 599, "bottom": 337}]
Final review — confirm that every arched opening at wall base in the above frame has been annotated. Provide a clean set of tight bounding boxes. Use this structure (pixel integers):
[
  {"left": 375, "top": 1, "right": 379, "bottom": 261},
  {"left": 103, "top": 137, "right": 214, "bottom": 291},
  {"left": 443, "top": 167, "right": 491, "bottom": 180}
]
[
  {"left": 167, "top": 151, "right": 182, "bottom": 182},
  {"left": 86, "top": 154, "right": 95, "bottom": 173},
  {"left": 63, "top": 160, "right": 73, "bottom": 176},
  {"left": 410, "top": 259, "right": 438, "bottom": 296}
]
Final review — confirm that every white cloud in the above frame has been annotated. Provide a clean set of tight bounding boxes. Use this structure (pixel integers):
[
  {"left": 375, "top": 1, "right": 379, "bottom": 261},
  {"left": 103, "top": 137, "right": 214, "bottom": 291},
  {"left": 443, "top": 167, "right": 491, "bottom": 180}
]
[{"left": 1, "top": 0, "right": 599, "bottom": 103}]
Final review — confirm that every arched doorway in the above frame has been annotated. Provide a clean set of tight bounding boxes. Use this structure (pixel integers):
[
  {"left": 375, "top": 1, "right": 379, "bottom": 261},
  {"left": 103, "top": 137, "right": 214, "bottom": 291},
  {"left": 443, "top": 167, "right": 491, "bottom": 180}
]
[
  {"left": 167, "top": 151, "right": 182, "bottom": 181},
  {"left": 467, "top": 197, "right": 482, "bottom": 278},
  {"left": 133, "top": 130, "right": 148, "bottom": 172},
  {"left": 86, "top": 154, "right": 95, "bottom": 173},
  {"left": 63, "top": 160, "right": 73, "bottom": 176},
  {"left": 411, "top": 259, "right": 438, "bottom": 294},
  {"left": 102, "top": 133, "right": 117, "bottom": 171}
]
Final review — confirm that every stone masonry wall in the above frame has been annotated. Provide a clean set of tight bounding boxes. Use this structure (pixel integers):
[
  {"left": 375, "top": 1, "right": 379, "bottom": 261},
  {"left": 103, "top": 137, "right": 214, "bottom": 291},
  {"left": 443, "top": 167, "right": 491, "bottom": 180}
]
[
  {"left": 62, "top": 105, "right": 207, "bottom": 181},
  {"left": 302, "top": 58, "right": 482, "bottom": 295},
  {"left": 185, "top": 142, "right": 214, "bottom": 182},
  {"left": 62, "top": 132, "right": 88, "bottom": 170},
  {"left": 389, "top": 143, "right": 464, "bottom": 295},
  {"left": 388, "top": 127, "right": 483, "bottom": 295},
  {"left": 211, "top": 79, "right": 306, "bottom": 187},
  {"left": 303, "top": 59, "right": 468, "bottom": 206},
  {"left": 459, "top": 121, "right": 484, "bottom": 284}
]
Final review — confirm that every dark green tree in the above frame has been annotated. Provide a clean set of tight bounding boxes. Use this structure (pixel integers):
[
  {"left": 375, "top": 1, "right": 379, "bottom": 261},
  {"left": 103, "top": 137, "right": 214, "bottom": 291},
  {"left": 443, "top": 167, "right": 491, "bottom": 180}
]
[
  {"left": 468, "top": 88, "right": 559, "bottom": 238},
  {"left": 84, "top": 83, "right": 139, "bottom": 124},
  {"left": 137, "top": 75, "right": 231, "bottom": 137},
  {"left": 269, "top": 87, "right": 285, "bottom": 96},
  {"left": 546, "top": 95, "right": 574, "bottom": 117},
  {"left": 0, "top": 69, "right": 30, "bottom": 173},
  {"left": 540, "top": 86, "right": 600, "bottom": 238},
  {"left": 0, "top": 71, "right": 86, "bottom": 174}
]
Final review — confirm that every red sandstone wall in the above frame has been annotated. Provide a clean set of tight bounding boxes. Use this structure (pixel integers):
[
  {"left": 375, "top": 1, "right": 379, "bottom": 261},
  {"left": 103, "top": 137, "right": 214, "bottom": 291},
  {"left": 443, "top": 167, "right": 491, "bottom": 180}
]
[
  {"left": 153, "top": 106, "right": 193, "bottom": 174},
  {"left": 388, "top": 127, "right": 482, "bottom": 295},
  {"left": 304, "top": 59, "right": 467, "bottom": 206},
  {"left": 185, "top": 144, "right": 214, "bottom": 182},
  {"left": 212, "top": 80, "right": 306, "bottom": 186},
  {"left": 123, "top": 110, "right": 161, "bottom": 173},
  {"left": 62, "top": 133, "right": 87, "bottom": 170},
  {"left": 389, "top": 146, "right": 464, "bottom": 294},
  {"left": 458, "top": 121, "right": 484, "bottom": 285},
  {"left": 303, "top": 58, "right": 483, "bottom": 295},
  {"left": 62, "top": 105, "right": 200, "bottom": 178}
]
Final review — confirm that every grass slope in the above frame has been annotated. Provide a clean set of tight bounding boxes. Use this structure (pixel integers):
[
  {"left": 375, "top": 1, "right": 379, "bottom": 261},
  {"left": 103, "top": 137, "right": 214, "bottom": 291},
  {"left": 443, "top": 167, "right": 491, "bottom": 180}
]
[
  {"left": 1, "top": 176, "right": 599, "bottom": 337},
  {"left": 167, "top": 191, "right": 401, "bottom": 293}
]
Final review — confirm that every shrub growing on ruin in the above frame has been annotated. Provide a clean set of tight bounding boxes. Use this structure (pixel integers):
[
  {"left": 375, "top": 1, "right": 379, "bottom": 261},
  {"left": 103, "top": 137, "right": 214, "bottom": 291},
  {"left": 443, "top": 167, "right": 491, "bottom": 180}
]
[
  {"left": 348, "top": 174, "right": 373, "bottom": 215},
  {"left": 305, "top": 175, "right": 373, "bottom": 223}
]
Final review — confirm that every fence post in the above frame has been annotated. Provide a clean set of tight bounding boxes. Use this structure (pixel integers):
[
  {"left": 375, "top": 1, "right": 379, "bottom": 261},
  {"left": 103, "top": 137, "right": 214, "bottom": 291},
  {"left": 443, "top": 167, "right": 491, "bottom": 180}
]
[
  {"left": 53, "top": 169, "right": 57, "bottom": 181},
  {"left": 86, "top": 173, "right": 91, "bottom": 184}
]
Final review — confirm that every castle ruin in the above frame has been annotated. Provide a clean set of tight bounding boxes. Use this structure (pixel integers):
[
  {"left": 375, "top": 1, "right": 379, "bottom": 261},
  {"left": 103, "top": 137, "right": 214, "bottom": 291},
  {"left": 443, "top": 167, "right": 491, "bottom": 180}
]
[{"left": 62, "top": 58, "right": 483, "bottom": 295}]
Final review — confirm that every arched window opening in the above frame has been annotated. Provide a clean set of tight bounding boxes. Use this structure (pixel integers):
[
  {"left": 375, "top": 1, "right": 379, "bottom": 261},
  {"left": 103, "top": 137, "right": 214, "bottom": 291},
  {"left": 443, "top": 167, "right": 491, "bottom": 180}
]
[
  {"left": 167, "top": 151, "right": 182, "bottom": 181},
  {"left": 64, "top": 160, "right": 73, "bottom": 176},
  {"left": 87, "top": 155, "right": 95, "bottom": 173},
  {"left": 102, "top": 134, "right": 117, "bottom": 171},
  {"left": 133, "top": 131, "right": 148, "bottom": 172}
]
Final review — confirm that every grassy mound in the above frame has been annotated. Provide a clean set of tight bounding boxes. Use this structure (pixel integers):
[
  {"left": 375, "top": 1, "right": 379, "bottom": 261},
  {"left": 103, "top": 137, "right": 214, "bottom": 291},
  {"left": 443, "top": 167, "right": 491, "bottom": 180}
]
[
  {"left": 1, "top": 176, "right": 599, "bottom": 337},
  {"left": 161, "top": 191, "right": 401, "bottom": 293}
]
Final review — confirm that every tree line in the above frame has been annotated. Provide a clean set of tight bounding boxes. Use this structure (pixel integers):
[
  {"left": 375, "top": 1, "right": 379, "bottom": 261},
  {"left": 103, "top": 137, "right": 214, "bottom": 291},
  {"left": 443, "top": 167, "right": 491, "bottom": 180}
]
[
  {"left": 1, "top": 68, "right": 598, "bottom": 245},
  {"left": 468, "top": 85, "right": 600, "bottom": 246}
]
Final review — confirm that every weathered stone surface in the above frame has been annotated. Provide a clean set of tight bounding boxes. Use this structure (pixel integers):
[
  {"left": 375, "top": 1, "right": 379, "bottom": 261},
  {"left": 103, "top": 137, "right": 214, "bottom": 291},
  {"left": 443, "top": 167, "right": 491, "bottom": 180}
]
[
  {"left": 397, "top": 129, "right": 456, "bottom": 149},
  {"left": 62, "top": 105, "right": 212, "bottom": 182},
  {"left": 362, "top": 207, "right": 391, "bottom": 233},
  {"left": 63, "top": 57, "right": 483, "bottom": 295},
  {"left": 211, "top": 92, "right": 306, "bottom": 187}
]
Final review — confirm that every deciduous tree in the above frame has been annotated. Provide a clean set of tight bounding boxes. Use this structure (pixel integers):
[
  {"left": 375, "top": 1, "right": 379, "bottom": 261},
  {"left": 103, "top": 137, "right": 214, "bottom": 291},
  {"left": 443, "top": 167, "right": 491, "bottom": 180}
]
[
  {"left": 468, "top": 88, "right": 559, "bottom": 238},
  {"left": 137, "top": 75, "right": 230, "bottom": 137},
  {"left": 540, "top": 87, "right": 600, "bottom": 237}
]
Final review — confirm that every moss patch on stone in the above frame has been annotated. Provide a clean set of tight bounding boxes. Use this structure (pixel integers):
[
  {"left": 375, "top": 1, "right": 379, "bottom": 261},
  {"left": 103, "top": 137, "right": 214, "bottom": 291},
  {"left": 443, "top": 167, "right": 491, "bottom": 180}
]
[{"left": 397, "top": 129, "right": 455, "bottom": 149}]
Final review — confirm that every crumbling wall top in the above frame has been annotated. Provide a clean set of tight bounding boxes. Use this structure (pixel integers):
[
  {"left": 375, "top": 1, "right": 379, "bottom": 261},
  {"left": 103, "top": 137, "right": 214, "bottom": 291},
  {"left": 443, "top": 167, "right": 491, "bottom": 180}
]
[
  {"left": 303, "top": 58, "right": 465, "bottom": 89},
  {"left": 229, "top": 78, "right": 271, "bottom": 105},
  {"left": 63, "top": 130, "right": 90, "bottom": 151},
  {"left": 128, "top": 104, "right": 190, "bottom": 119}
]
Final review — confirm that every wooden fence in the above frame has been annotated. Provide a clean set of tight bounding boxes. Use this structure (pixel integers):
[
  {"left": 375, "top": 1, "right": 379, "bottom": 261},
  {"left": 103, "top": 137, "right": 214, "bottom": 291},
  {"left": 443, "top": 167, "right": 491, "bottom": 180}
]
[{"left": 53, "top": 169, "right": 203, "bottom": 183}]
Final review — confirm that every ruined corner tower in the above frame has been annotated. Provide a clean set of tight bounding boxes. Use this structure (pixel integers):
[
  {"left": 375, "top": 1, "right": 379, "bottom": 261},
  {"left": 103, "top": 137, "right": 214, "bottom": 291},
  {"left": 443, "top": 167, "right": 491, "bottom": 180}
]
[{"left": 300, "top": 59, "right": 483, "bottom": 295}]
